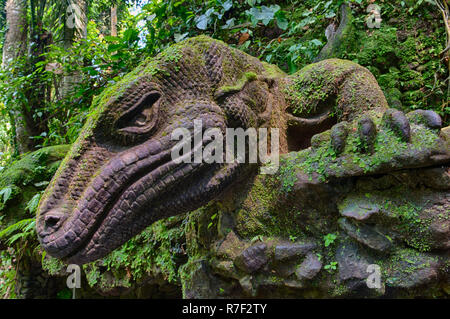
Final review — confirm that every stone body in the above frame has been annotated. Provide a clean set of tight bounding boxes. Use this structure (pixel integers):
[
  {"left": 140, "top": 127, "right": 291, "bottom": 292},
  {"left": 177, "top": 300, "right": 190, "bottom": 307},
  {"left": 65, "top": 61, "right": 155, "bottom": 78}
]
[{"left": 33, "top": 36, "right": 450, "bottom": 298}]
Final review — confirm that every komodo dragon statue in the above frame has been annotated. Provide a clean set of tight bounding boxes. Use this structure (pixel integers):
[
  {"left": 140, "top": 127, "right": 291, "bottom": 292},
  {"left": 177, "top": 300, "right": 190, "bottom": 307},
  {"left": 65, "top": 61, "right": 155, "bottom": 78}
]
[{"left": 36, "top": 36, "right": 450, "bottom": 297}]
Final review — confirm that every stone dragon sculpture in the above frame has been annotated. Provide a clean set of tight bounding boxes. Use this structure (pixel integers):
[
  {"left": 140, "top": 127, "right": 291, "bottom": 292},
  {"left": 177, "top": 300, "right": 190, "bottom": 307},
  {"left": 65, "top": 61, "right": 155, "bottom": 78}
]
[{"left": 35, "top": 36, "right": 450, "bottom": 297}]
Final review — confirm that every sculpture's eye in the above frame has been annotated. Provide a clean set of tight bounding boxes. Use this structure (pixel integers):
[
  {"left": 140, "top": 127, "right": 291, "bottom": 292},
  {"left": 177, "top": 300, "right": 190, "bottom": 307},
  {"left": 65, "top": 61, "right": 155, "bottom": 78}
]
[{"left": 117, "top": 91, "right": 161, "bottom": 135}]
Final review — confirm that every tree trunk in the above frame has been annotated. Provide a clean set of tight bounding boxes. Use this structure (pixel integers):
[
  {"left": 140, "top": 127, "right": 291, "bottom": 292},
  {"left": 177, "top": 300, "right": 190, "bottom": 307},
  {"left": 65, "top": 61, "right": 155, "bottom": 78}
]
[
  {"left": 111, "top": 6, "right": 118, "bottom": 36},
  {"left": 60, "top": 0, "right": 87, "bottom": 100},
  {"left": 2, "top": 0, "right": 27, "bottom": 67},
  {"left": 2, "top": 0, "right": 29, "bottom": 154}
]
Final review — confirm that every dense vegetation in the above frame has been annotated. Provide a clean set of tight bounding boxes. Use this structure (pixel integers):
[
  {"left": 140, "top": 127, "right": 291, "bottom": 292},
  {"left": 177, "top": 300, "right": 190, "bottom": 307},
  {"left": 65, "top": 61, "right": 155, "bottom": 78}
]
[{"left": 0, "top": 0, "right": 448, "bottom": 298}]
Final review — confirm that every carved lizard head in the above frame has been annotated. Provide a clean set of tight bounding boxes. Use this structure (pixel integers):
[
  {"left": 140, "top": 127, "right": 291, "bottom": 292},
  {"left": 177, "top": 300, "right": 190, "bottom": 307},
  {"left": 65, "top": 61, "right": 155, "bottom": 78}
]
[{"left": 36, "top": 36, "right": 291, "bottom": 264}]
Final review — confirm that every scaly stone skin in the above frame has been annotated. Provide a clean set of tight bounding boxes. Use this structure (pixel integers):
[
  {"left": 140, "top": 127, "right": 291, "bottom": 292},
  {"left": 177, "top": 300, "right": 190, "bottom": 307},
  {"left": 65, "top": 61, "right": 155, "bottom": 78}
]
[{"left": 36, "top": 36, "right": 449, "bottom": 265}]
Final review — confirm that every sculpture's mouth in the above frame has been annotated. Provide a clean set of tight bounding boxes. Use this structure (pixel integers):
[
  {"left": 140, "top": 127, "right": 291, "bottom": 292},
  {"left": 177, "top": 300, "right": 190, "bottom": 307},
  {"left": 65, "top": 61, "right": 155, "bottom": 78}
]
[{"left": 37, "top": 147, "right": 171, "bottom": 259}]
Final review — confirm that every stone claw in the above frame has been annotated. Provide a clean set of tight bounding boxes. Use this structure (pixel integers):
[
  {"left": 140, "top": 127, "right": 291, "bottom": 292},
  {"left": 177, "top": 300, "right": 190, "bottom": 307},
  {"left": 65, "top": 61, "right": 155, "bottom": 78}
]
[
  {"left": 381, "top": 108, "right": 411, "bottom": 142},
  {"left": 323, "top": 108, "right": 443, "bottom": 159},
  {"left": 330, "top": 121, "right": 349, "bottom": 155},
  {"left": 357, "top": 116, "right": 377, "bottom": 153},
  {"left": 407, "top": 109, "right": 442, "bottom": 130}
]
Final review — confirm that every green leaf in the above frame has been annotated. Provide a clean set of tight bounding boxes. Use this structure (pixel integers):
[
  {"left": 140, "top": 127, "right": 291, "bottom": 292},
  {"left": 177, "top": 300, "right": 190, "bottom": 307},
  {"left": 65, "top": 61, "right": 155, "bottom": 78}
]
[
  {"left": 123, "top": 29, "right": 139, "bottom": 44},
  {"left": 325, "top": 11, "right": 336, "bottom": 19},
  {"left": 195, "top": 8, "right": 215, "bottom": 30},
  {"left": 0, "top": 218, "right": 35, "bottom": 239},
  {"left": 108, "top": 44, "right": 123, "bottom": 53},
  {"left": 26, "top": 193, "right": 42, "bottom": 214},
  {"left": 298, "top": 16, "right": 316, "bottom": 27},
  {"left": 324, "top": 233, "right": 337, "bottom": 247},
  {"left": 104, "top": 36, "right": 119, "bottom": 42},
  {"left": 221, "top": 0, "right": 233, "bottom": 12},
  {"left": 247, "top": 5, "right": 280, "bottom": 25},
  {"left": 196, "top": 14, "right": 209, "bottom": 30},
  {"left": 7, "top": 233, "right": 26, "bottom": 244},
  {"left": 41, "top": 250, "right": 47, "bottom": 264},
  {"left": 310, "top": 39, "right": 323, "bottom": 47},
  {"left": 275, "top": 12, "right": 288, "bottom": 30},
  {"left": 0, "top": 187, "right": 13, "bottom": 204},
  {"left": 221, "top": 18, "right": 236, "bottom": 29},
  {"left": 174, "top": 33, "right": 189, "bottom": 43}
]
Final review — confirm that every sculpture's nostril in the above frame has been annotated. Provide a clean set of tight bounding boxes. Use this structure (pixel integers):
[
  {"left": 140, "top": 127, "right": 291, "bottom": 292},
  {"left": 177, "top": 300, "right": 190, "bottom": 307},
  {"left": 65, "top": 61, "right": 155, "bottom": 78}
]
[{"left": 44, "top": 215, "right": 61, "bottom": 228}]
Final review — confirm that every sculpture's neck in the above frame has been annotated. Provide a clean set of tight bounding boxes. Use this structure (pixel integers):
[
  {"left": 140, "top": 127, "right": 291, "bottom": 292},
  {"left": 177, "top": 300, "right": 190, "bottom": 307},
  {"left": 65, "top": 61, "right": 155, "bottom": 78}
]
[{"left": 264, "top": 77, "right": 289, "bottom": 154}]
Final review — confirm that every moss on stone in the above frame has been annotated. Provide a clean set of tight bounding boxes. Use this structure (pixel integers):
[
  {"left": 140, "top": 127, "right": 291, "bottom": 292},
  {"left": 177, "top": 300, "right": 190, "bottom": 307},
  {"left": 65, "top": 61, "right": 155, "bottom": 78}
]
[
  {"left": 234, "top": 176, "right": 280, "bottom": 238},
  {"left": 217, "top": 71, "right": 258, "bottom": 95},
  {"left": 82, "top": 214, "right": 187, "bottom": 291},
  {"left": 284, "top": 59, "right": 387, "bottom": 121},
  {"left": 293, "top": 110, "right": 444, "bottom": 182}
]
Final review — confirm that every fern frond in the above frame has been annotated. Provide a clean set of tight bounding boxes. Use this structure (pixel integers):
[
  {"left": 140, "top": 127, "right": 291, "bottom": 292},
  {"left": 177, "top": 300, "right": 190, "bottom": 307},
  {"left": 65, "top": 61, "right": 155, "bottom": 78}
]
[
  {"left": 0, "top": 218, "right": 35, "bottom": 239},
  {"left": 26, "top": 193, "right": 42, "bottom": 214}
]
